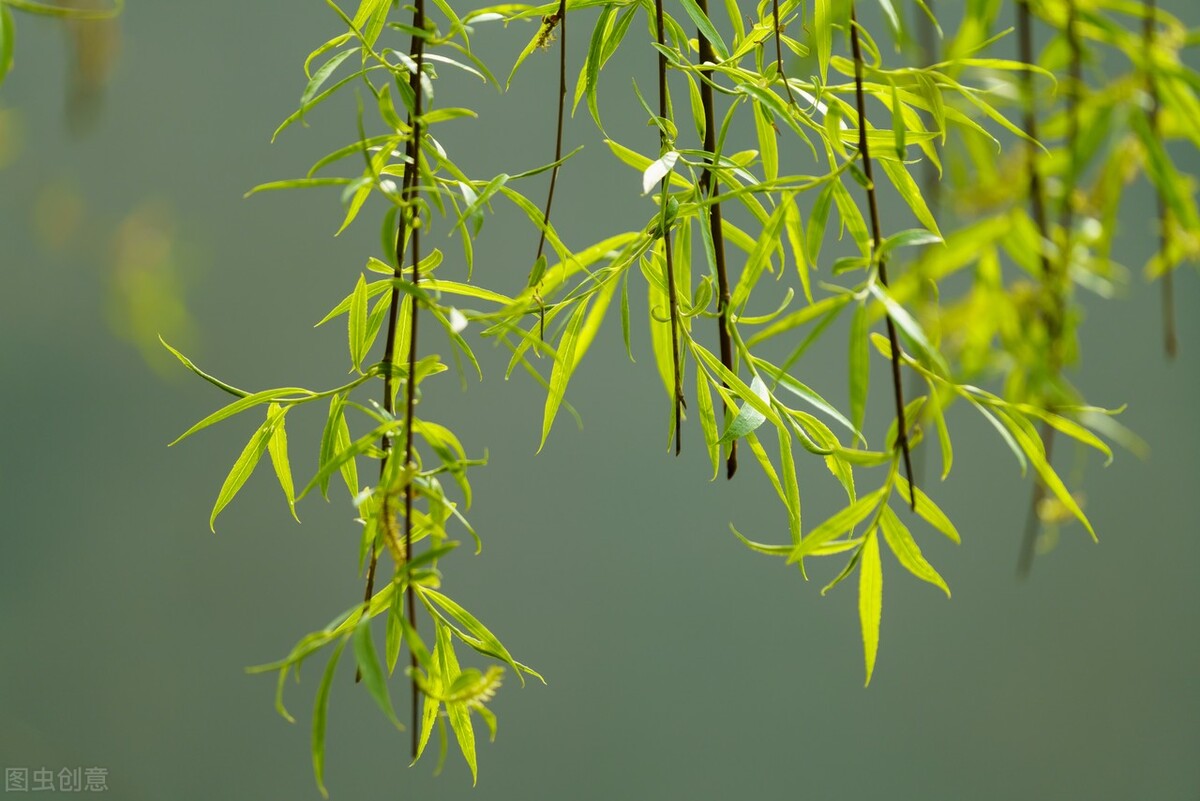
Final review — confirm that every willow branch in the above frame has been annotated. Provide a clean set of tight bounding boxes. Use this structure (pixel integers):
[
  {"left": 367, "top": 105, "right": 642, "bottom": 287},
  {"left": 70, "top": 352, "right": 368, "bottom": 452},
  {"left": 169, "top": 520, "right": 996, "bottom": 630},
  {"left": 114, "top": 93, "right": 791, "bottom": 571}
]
[
  {"left": 359, "top": 0, "right": 427, "bottom": 755},
  {"left": 771, "top": 0, "right": 797, "bottom": 106},
  {"left": 400, "top": 5, "right": 426, "bottom": 757},
  {"left": 533, "top": 1, "right": 567, "bottom": 340},
  {"left": 697, "top": 0, "right": 735, "bottom": 476},
  {"left": 656, "top": 0, "right": 684, "bottom": 455},
  {"left": 850, "top": 6, "right": 916, "bottom": 510}
]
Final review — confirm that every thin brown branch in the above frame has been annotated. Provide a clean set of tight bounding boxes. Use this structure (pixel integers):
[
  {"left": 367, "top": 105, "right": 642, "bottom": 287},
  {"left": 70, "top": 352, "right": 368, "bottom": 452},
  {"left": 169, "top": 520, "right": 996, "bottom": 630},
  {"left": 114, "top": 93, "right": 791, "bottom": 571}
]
[
  {"left": 771, "top": 0, "right": 798, "bottom": 107},
  {"left": 400, "top": 4, "right": 426, "bottom": 757},
  {"left": 1144, "top": 0, "right": 1177, "bottom": 358},
  {"left": 656, "top": 0, "right": 684, "bottom": 455},
  {"left": 697, "top": 0, "right": 735, "bottom": 476},
  {"left": 358, "top": 0, "right": 427, "bottom": 756},
  {"left": 533, "top": 0, "right": 567, "bottom": 342},
  {"left": 849, "top": 6, "right": 916, "bottom": 510}
]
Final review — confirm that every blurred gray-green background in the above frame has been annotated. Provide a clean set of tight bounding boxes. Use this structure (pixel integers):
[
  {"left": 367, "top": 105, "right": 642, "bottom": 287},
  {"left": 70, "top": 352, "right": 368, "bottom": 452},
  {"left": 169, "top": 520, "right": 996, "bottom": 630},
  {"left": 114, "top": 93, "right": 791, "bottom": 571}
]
[{"left": 1, "top": 2, "right": 1197, "bottom": 799}]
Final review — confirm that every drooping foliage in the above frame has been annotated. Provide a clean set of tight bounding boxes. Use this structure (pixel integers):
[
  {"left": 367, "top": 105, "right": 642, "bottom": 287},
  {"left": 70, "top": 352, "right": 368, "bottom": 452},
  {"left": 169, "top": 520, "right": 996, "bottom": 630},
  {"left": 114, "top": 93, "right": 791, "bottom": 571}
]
[{"left": 6, "top": 0, "right": 1181, "bottom": 790}]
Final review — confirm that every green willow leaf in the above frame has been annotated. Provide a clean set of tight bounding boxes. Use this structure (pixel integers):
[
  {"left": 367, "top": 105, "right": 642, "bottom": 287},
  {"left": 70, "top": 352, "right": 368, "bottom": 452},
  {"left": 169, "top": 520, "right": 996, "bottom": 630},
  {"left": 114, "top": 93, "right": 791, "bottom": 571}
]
[
  {"left": 878, "top": 158, "right": 941, "bottom": 238},
  {"left": 300, "top": 418, "right": 404, "bottom": 501},
  {"left": 540, "top": 298, "right": 588, "bottom": 451},
  {"left": 859, "top": 530, "right": 883, "bottom": 687},
  {"left": 815, "top": 0, "right": 832, "bottom": 85},
  {"left": 160, "top": 337, "right": 249, "bottom": 398},
  {"left": 353, "top": 615, "right": 401, "bottom": 728},
  {"left": 303, "top": 48, "right": 357, "bottom": 110},
  {"left": 349, "top": 272, "right": 369, "bottom": 371},
  {"left": 582, "top": 4, "right": 615, "bottom": 129},
  {"left": 730, "top": 199, "right": 789, "bottom": 309},
  {"left": 778, "top": 426, "right": 802, "bottom": 545},
  {"left": 266, "top": 403, "right": 300, "bottom": 522},
  {"left": 678, "top": 0, "right": 730, "bottom": 60},
  {"left": 172, "top": 387, "right": 313, "bottom": 446},
  {"left": 928, "top": 386, "right": 953, "bottom": 480},
  {"left": 848, "top": 302, "right": 870, "bottom": 435},
  {"left": 715, "top": 376, "right": 772, "bottom": 443},
  {"left": 893, "top": 475, "right": 960, "bottom": 543},
  {"left": 312, "top": 634, "right": 349, "bottom": 799},
  {"left": 210, "top": 405, "right": 289, "bottom": 532},
  {"left": 999, "top": 410, "right": 1097, "bottom": 541},
  {"left": 729, "top": 524, "right": 793, "bottom": 557},
  {"left": 879, "top": 229, "right": 943, "bottom": 260},
  {"left": 790, "top": 486, "right": 888, "bottom": 562},
  {"left": 879, "top": 505, "right": 950, "bottom": 598},
  {"left": 419, "top": 587, "right": 527, "bottom": 685}
]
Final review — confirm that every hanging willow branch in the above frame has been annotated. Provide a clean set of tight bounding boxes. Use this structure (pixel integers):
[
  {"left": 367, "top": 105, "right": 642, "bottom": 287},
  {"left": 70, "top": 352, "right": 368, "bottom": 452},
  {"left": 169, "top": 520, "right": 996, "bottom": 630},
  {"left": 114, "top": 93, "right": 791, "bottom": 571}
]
[
  {"left": 532, "top": 0, "right": 566, "bottom": 341},
  {"left": 655, "top": 0, "right": 685, "bottom": 455},
  {"left": 1144, "top": 0, "right": 1177, "bottom": 358},
  {"left": 359, "top": 0, "right": 428, "bottom": 754},
  {"left": 849, "top": 5, "right": 916, "bottom": 510},
  {"left": 771, "top": 0, "right": 797, "bottom": 106},
  {"left": 696, "top": 0, "right": 735, "bottom": 476}
]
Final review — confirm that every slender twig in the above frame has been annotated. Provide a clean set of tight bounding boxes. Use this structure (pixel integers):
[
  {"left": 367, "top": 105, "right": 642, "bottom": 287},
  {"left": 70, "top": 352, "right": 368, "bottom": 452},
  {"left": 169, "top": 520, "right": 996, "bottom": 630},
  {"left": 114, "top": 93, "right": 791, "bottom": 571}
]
[
  {"left": 358, "top": 0, "right": 427, "bottom": 756},
  {"left": 656, "top": 0, "right": 685, "bottom": 455},
  {"left": 697, "top": 0, "right": 735, "bottom": 476},
  {"left": 849, "top": 6, "right": 916, "bottom": 510},
  {"left": 1144, "top": 0, "right": 1177, "bottom": 358},
  {"left": 771, "top": 0, "right": 798, "bottom": 107},
  {"left": 533, "top": 0, "right": 567, "bottom": 341},
  {"left": 400, "top": 7, "right": 426, "bottom": 758}
]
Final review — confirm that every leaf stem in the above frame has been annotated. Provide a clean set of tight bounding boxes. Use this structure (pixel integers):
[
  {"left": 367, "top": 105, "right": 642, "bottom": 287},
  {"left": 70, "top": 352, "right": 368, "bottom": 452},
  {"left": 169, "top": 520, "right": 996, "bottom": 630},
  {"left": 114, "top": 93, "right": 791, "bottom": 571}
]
[
  {"left": 849, "top": 5, "right": 916, "bottom": 510},
  {"left": 771, "top": 0, "right": 798, "bottom": 107},
  {"left": 656, "top": 0, "right": 684, "bottom": 455},
  {"left": 697, "top": 0, "right": 735, "bottom": 476}
]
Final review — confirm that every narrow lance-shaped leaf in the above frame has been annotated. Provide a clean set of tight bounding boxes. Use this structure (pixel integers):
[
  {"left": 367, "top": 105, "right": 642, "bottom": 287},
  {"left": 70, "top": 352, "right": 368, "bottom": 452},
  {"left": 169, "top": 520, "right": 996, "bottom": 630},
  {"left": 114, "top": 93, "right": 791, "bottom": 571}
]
[
  {"left": 349, "top": 272, "right": 370, "bottom": 371},
  {"left": 893, "top": 474, "right": 960, "bottom": 543},
  {"left": 879, "top": 505, "right": 950, "bottom": 598},
  {"left": 859, "top": 529, "right": 883, "bottom": 686},
  {"left": 267, "top": 403, "right": 300, "bottom": 522},
  {"left": 353, "top": 615, "right": 402, "bottom": 727},
  {"left": 849, "top": 302, "right": 870, "bottom": 435},
  {"left": 719, "top": 374, "right": 771, "bottom": 445},
  {"left": 210, "top": 405, "right": 288, "bottom": 531},
  {"left": 312, "top": 634, "right": 349, "bottom": 799},
  {"left": 790, "top": 486, "right": 888, "bottom": 562},
  {"left": 540, "top": 298, "right": 588, "bottom": 451}
]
